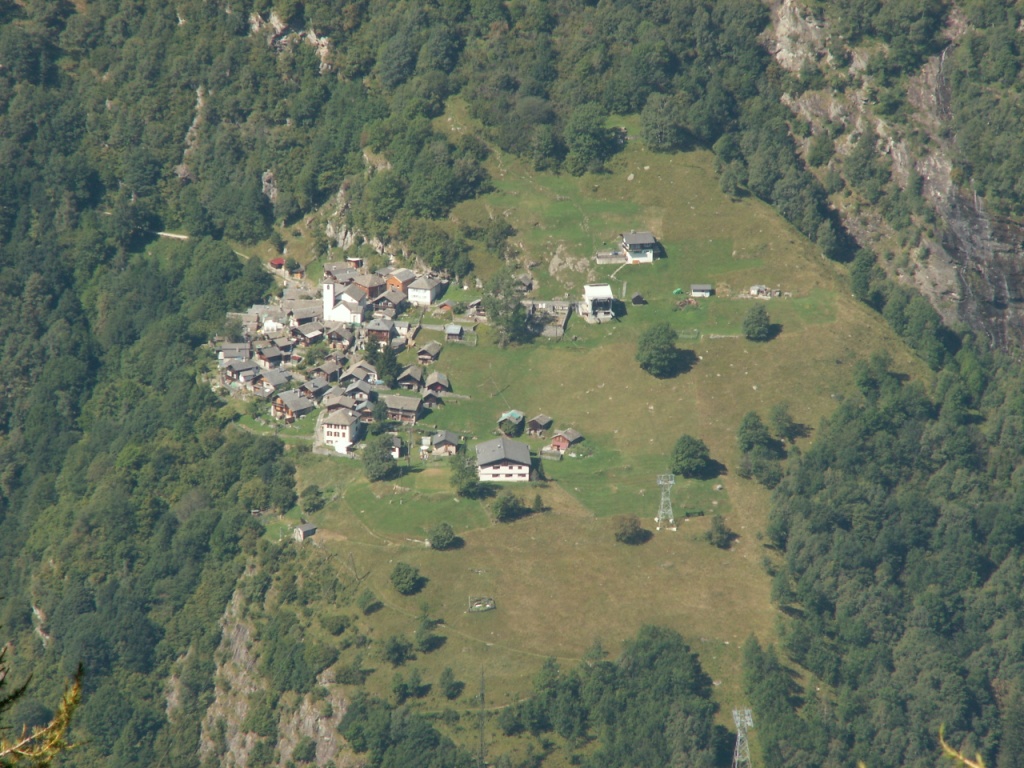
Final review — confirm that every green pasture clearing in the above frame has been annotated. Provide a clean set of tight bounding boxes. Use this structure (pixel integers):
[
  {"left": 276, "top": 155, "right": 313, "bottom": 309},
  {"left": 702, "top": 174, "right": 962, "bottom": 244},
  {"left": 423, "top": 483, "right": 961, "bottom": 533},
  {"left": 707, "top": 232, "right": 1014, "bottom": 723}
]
[{"left": 273, "top": 122, "right": 935, "bottom": 753}]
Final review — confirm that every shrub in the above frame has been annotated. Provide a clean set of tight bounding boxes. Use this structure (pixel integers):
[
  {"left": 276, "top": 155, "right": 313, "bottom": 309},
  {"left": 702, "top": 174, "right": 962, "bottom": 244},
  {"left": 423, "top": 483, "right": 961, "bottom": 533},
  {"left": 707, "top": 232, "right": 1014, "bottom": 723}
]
[{"left": 390, "top": 562, "right": 421, "bottom": 595}]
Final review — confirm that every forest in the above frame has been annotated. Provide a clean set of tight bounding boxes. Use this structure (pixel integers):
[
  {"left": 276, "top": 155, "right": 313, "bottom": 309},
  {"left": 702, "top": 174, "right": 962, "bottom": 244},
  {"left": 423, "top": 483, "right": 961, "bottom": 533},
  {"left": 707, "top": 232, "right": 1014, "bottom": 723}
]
[{"left": 2, "top": 0, "right": 1024, "bottom": 766}]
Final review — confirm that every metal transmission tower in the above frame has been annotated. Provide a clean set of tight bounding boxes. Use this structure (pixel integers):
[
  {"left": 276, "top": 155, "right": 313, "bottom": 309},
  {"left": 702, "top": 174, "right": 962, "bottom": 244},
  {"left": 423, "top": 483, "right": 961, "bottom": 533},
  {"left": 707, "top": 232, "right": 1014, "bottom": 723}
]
[
  {"left": 732, "top": 709, "right": 754, "bottom": 768},
  {"left": 655, "top": 474, "right": 676, "bottom": 530}
]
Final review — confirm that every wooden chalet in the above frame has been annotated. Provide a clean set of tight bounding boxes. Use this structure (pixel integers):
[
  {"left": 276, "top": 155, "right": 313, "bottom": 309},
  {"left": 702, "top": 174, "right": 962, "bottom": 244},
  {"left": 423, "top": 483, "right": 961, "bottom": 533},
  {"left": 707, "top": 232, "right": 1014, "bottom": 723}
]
[
  {"left": 272, "top": 390, "right": 315, "bottom": 422},
  {"left": 417, "top": 341, "right": 442, "bottom": 364},
  {"left": 549, "top": 428, "right": 584, "bottom": 453},
  {"left": 397, "top": 365, "right": 424, "bottom": 391},
  {"left": 382, "top": 394, "right": 422, "bottom": 424},
  {"left": 527, "top": 414, "right": 553, "bottom": 436},
  {"left": 365, "top": 317, "right": 395, "bottom": 345},
  {"left": 432, "top": 430, "right": 460, "bottom": 456}
]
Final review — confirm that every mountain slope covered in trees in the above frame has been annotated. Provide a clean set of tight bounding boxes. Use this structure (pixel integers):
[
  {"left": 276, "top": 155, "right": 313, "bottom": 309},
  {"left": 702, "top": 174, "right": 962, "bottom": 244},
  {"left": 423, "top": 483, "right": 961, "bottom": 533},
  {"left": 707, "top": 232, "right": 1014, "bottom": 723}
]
[{"left": 3, "top": 0, "right": 1024, "bottom": 767}]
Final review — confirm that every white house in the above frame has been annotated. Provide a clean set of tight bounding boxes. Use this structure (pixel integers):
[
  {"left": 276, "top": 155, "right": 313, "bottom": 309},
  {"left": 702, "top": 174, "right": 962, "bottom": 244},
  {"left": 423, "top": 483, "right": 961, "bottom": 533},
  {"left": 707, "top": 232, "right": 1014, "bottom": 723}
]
[
  {"left": 580, "top": 283, "right": 616, "bottom": 323},
  {"left": 320, "top": 409, "right": 363, "bottom": 454},
  {"left": 407, "top": 276, "right": 442, "bottom": 306},
  {"left": 475, "top": 437, "right": 531, "bottom": 483},
  {"left": 621, "top": 231, "right": 657, "bottom": 263},
  {"left": 690, "top": 284, "right": 714, "bottom": 298},
  {"left": 323, "top": 282, "right": 369, "bottom": 325}
]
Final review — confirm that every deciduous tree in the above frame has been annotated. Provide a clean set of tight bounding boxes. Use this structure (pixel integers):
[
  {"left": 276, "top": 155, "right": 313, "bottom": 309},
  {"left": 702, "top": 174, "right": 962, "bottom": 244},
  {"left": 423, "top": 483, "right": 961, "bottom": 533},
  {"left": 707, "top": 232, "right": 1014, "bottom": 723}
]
[
  {"left": 743, "top": 305, "right": 772, "bottom": 341},
  {"left": 636, "top": 322, "right": 679, "bottom": 378},
  {"left": 670, "top": 435, "right": 712, "bottom": 478},
  {"left": 362, "top": 435, "right": 397, "bottom": 482}
]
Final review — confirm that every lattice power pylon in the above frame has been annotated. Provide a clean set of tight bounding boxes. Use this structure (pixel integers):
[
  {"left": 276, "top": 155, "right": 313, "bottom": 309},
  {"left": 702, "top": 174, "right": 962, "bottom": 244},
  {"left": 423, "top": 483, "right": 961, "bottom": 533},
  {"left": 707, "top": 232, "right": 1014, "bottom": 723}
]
[
  {"left": 655, "top": 474, "right": 676, "bottom": 530},
  {"left": 732, "top": 709, "right": 754, "bottom": 768}
]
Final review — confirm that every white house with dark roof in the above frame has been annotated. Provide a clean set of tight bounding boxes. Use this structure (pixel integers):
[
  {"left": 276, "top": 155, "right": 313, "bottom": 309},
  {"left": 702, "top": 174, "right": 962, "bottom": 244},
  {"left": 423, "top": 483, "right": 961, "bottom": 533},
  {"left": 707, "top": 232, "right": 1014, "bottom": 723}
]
[
  {"left": 621, "top": 231, "right": 658, "bottom": 263},
  {"left": 320, "top": 409, "right": 363, "bottom": 454},
  {"left": 408, "top": 276, "right": 442, "bottom": 306},
  {"left": 475, "top": 437, "right": 531, "bottom": 482},
  {"left": 323, "top": 282, "right": 369, "bottom": 325}
]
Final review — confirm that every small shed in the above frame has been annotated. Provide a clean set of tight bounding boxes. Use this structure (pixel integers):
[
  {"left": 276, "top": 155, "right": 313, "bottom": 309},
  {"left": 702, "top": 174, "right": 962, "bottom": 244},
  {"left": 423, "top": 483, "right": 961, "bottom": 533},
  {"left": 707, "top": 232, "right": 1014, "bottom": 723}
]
[
  {"left": 425, "top": 371, "right": 451, "bottom": 393},
  {"left": 550, "top": 428, "right": 584, "bottom": 453},
  {"left": 690, "top": 284, "right": 714, "bottom": 298},
  {"left": 527, "top": 414, "right": 553, "bottom": 436},
  {"left": 498, "top": 409, "right": 525, "bottom": 437},
  {"left": 445, "top": 324, "right": 464, "bottom": 341},
  {"left": 417, "top": 340, "right": 442, "bottom": 363},
  {"left": 631, "top": 292, "right": 646, "bottom": 305},
  {"left": 432, "top": 430, "right": 461, "bottom": 455},
  {"left": 390, "top": 435, "right": 404, "bottom": 459},
  {"left": 294, "top": 523, "right": 317, "bottom": 542}
]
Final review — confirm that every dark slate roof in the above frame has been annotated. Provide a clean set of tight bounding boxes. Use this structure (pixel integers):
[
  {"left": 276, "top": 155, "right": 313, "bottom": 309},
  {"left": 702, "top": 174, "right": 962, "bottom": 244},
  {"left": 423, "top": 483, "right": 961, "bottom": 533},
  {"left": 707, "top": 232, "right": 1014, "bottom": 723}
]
[
  {"left": 261, "top": 370, "right": 291, "bottom": 387},
  {"left": 475, "top": 437, "right": 531, "bottom": 467},
  {"left": 409, "top": 276, "right": 440, "bottom": 290},
  {"left": 399, "top": 365, "right": 424, "bottom": 382},
  {"left": 622, "top": 231, "right": 657, "bottom": 246},
  {"left": 528, "top": 414, "right": 553, "bottom": 429},
  {"left": 323, "top": 409, "right": 359, "bottom": 426},
  {"left": 554, "top": 428, "right": 583, "bottom": 444},
  {"left": 432, "top": 430, "right": 460, "bottom": 447},
  {"left": 425, "top": 371, "right": 449, "bottom": 389},
  {"left": 383, "top": 394, "right": 422, "bottom": 412},
  {"left": 418, "top": 341, "right": 442, "bottom": 358},
  {"left": 278, "top": 390, "right": 315, "bottom": 412}
]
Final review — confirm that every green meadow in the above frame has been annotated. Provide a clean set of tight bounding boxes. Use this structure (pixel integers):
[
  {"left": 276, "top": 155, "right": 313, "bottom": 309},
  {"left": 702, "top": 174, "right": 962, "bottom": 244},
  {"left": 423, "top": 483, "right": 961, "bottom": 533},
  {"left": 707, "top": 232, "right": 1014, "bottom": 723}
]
[{"left": 274, "top": 119, "right": 930, "bottom": 743}]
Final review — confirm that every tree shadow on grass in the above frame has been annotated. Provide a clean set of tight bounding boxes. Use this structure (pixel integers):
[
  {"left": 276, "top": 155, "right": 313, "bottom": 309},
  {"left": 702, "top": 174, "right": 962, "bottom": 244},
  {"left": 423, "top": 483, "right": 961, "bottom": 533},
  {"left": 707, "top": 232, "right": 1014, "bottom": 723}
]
[
  {"left": 697, "top": 459, "right": 728, "bottom": 480},
  {"left": 420, "top": 634, "right": 447, "bottom": 653},
  {"left": 651, "top": 349, "right": 699, "bottom": 378},
  {"left": 622, "top": 528, "right": 653, "bottom": 545},
  {"left": 436, "top": 536, "right": 466, "bottom": 551}
]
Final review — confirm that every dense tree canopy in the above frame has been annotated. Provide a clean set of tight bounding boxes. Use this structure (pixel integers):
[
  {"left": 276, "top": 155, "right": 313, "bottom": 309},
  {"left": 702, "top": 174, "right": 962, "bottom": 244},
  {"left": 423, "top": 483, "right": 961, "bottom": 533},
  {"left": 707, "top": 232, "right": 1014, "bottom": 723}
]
[
  {"left": 670, "top": 435, "right": 712, "bottom": 478},
  {"left": 636, "top": 323, "right": 680, "bottom": 378}
]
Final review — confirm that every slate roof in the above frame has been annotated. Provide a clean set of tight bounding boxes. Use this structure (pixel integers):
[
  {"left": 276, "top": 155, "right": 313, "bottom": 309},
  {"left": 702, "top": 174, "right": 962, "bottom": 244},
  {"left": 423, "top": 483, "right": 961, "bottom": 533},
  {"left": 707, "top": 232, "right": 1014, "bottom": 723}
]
[
  {"left": 432, "top": 430, "right": 460, "bottom": 447},
  {"left": 554, "top": 428, "right": 583, "bottom": 444},
  {"left": 528, "top": 414, "right": 553, "bottom": 430},
  {"left": 409, "top": 276, "right": 440, "bottom": 290},
  {"left": 323, "top": 409, "right": 359, "bottom": 426},
  {"left": 425, "top": 371, "right": 450, "bottom": 390},
  {"left": 622, "top": 231, "right": 657, "bottom": 246},
  {"left": 418, "top": 341, "right": 442, "bottom": 359},
  {"left": 399, "top": 365, "right": 424, "bottom": 383},
  {"left": 261, "top": 370, "right": 291, "bottom": 388},
  {"left": 383, "top": 393, "right": 422, "bottom": 412},
  {"left": 277, "top": 390, "right": 315, "bottom": 413},
  {"left": 475, "top": 437, "right": 531, "bottom": 467}
]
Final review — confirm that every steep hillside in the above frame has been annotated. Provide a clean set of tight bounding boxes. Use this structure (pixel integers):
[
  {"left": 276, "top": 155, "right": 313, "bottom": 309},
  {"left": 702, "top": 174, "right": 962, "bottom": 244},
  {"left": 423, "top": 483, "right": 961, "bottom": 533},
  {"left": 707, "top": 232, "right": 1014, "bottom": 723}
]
[{"left": 765, "top": 0, "right": 1024, "bottom": 350}]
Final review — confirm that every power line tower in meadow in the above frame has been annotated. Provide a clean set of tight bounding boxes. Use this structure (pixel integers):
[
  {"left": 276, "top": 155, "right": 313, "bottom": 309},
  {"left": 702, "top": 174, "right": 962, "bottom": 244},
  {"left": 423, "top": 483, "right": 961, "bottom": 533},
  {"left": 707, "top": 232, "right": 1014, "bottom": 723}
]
[
  {"left": 655, "top": 474, "right": 676, "bottom": 531},
  {"left": 732, "top": 709, "right": 754, "bottom": 768}
]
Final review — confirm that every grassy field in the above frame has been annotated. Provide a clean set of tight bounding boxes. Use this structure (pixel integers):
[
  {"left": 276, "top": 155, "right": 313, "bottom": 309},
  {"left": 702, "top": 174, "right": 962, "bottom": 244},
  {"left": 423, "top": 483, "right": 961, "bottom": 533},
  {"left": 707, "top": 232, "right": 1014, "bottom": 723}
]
[{"left": 275, "top": 113, "right": 932, "bottom": 756}]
